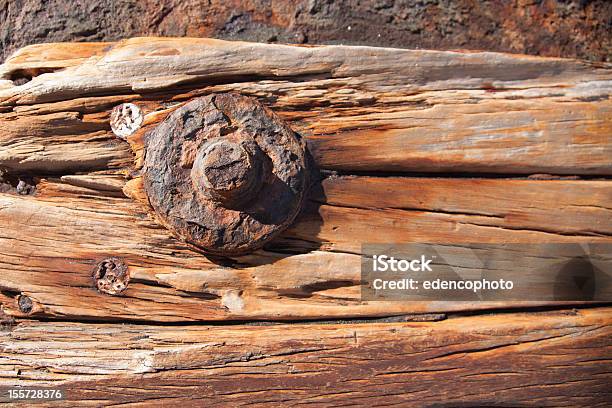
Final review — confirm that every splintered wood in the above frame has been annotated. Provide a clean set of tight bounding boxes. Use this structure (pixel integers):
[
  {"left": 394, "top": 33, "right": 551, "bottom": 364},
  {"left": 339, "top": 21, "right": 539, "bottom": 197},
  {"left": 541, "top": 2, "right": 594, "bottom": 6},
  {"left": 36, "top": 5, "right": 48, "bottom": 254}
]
[
  {"left": 1, "top": 309, "right": 610, "bottom": 406},
  {"left": 0, "top": 38, "right": 610, "bottom": 406}
]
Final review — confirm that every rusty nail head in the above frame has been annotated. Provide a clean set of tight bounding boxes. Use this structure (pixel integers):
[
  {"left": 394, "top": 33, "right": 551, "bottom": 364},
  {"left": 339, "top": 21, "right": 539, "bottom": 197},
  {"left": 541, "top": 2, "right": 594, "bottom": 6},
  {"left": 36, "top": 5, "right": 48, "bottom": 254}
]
[
  {"left": 110, "top": 103, "right": 143, "bottom": 139},
  {"left": 17, "top": 295, "right": 33, "bottom": 314},
  {"left": 93, "top": 257, "right": 130, "bottom": 295}
]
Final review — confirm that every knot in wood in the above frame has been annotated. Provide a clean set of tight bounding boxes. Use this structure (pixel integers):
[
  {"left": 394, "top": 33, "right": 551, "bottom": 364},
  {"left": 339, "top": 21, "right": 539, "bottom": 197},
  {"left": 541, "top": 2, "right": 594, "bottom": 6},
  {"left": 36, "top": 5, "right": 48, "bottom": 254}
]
[{"left": 142, "top": 93, "right": 309, "bottom": 256}]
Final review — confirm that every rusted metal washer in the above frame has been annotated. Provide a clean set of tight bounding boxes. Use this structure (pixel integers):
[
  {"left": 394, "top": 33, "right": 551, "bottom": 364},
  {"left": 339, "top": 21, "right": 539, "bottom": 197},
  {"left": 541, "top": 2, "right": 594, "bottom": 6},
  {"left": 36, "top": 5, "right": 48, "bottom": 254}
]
[{"left": 142, "top": 93, "right": 309, "bottom": 255}]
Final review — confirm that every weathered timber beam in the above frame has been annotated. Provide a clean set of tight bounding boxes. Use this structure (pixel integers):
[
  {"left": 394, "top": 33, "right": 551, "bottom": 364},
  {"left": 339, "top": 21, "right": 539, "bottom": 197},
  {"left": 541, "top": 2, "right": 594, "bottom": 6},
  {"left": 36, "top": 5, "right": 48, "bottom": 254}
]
[
  {"left": 1, "top": 38, "right": 610, "bottom": 175},
  {"left": 0, "top": 176, "right": 609, "bottom": 322},
  {"left": 0, "top": 308, "right": 610, "bottom": 406}
]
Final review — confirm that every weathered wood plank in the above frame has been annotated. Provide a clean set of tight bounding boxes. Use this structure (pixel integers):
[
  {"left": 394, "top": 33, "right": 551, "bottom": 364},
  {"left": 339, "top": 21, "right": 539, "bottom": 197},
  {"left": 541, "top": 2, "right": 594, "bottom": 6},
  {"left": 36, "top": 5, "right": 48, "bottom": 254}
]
[
  {"left": 0, "top": 38, "right": 610, "bottom": 406},
  {"left": 0, "top": 308, "right": 610, "bottom": 406},
  {"left": 0, "top": 42, "right": 111, "bottom": 81},
  {"left": 0, "top": 38, "right": 610, "bottom": 323},
  {"left": 0, "top": 176, "right": 609, "bottom": 322},
  {"left": 316, "top": 176, "right": 612, "bottom": 236},
  {"left": 1, "top": 38, "right": 611, "bottom": 175}
]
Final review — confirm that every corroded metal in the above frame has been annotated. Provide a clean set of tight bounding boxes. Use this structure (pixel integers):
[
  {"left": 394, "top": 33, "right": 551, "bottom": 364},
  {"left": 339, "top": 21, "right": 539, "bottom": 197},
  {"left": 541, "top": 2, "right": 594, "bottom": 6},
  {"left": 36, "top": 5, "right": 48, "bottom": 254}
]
[
  {"left": 142, "top": 93, "right": 309, "bottom": 256},
  {"left": 110, "top": 103, "right": 143, "bottom": 139},
  {"left": 92, "top": 257, "right": 130, "bottom": 296},
  {"left": 17, "top": 295, "right": 33, "bottom": 314}
]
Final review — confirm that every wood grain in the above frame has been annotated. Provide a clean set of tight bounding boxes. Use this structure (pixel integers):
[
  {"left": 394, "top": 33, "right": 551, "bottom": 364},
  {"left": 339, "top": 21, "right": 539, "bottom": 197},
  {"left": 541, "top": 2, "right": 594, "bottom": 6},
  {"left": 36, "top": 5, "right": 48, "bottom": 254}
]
[
  {"left": 0, "top": 39, "right": 610, "bottom": 322},
  {"left": 0, "top": 38, "right": 610, "bottom": 406},
  {"left": 0, "top": 308, "right": 610, "bottom": 406},
  {"left": 0, "top": 176, "right": 609, "bottom": 322},
  {"left": 1, "top": 38, "right": 611, "bottom": 175}
]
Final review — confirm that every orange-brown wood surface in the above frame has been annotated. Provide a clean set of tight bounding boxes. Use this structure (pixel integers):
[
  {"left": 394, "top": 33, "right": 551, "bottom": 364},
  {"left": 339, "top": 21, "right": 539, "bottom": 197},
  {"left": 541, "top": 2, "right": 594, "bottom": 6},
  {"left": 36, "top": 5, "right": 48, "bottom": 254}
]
[
  {"left": 0, "top": 38, "right": 610, "bottom": 406},
  {"left": 0, "top": 308, "right": 610, "bottom": 407}
]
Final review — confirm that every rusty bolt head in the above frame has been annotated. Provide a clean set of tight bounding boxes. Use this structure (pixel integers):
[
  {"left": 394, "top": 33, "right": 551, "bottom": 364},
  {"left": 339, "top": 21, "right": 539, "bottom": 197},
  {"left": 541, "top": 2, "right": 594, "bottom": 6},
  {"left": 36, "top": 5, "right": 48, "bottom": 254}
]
[
  {"left": 17, "top": 295, "right": 33, "bottom": 314},
  {"left": 142, "top": 93, "right": 309, "bottom": 256},
  {"left": 110, "top": 103, "right": 143, "bottom": 139},
  {"left": 191, "top": 138, "right": 265, "bottom": 209},
  {"left": 93, "top": 257, "right": 130, "bottom": 295},
  {"left": 201, "top": 140, "right": 252, "bottom": 192}
]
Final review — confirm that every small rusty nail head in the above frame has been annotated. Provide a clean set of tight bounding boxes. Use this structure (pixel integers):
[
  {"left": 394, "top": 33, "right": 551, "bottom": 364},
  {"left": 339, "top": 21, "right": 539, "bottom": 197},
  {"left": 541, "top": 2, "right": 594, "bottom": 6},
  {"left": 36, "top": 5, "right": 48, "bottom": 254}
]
[
  {"left": 93, "top": 257, "right": 130, "bottom": 296},
  {"left": 16, "top": 179, "right": 35, "bottom": 195},
  {"left": 110, "top": 103, "right": 143, "bottom": 139},
  {"left": 17, "top": 295, "right": 33, "bottom": 314}
]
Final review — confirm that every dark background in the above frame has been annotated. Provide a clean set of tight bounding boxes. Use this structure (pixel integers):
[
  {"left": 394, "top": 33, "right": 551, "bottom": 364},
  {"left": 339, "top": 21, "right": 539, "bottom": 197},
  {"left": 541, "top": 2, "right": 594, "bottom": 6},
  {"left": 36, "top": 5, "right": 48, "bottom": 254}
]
[{"left": 1, "top": 0, "right": 611, "bottom": 63}]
